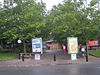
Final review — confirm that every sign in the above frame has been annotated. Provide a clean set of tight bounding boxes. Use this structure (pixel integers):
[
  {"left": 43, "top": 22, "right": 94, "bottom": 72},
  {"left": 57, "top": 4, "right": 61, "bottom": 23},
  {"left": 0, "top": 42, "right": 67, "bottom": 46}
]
[
  {"left": 71, "top": 54, "right": 77, "bottom": 60},
  {"left": 32, "top": 38, "right": 42, "bottom": 54},
  {"left": 35, "top": 54, "right": 40, "bottom": 60},
  {"left": 87, "top": 40, "right": 99, "bottom": 46},
  {"left": 67, "top": 37, "right": 78, "bottom": 54}
]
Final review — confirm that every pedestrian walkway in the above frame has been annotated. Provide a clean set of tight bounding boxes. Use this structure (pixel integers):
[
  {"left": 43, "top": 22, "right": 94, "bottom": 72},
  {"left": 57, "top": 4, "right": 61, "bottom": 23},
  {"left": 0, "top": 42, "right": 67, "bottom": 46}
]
[{"left": 0, "top": 50, "right": 100, "bottom": 67}]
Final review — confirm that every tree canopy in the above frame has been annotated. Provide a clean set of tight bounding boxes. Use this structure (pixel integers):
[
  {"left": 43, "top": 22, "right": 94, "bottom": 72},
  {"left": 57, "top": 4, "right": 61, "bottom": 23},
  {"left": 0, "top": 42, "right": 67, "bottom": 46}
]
[
  {"left": 0, "top": 0, "right": 100, "bottom": 52},
  {"left": 46, "top": 0, "right": 100, "bottom": 44}
]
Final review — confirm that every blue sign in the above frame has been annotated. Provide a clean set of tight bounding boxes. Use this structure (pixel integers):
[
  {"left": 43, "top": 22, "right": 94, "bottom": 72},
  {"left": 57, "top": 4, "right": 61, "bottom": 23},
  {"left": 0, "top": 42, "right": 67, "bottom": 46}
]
[
  {"left": 33, "top": 44, "right": 40, "bottom": 49},
  {"left": 32, "top": 38, "right": 42, "bottom": 54}
]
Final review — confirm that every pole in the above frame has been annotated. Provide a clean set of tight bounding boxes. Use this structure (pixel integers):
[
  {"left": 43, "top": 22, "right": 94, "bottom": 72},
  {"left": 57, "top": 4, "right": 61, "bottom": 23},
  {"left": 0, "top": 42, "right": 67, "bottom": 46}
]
[
  {"left": 54, "top": 53, "right": 56, "bottom": 61},
  {"left": 98, "top": 40, "right": 99, "bottom": 50},
  {"left": 86, "top": 43, "right": 88, "bottom": 62},
  {"left": 18, "top": 43, "right": 20, "bottom": 59},
  {"left": 22, "top": 54, "right": 24, "bottom": 61},
  {"left": 17, "top": 16, "right": 20, "bottom": 59}
]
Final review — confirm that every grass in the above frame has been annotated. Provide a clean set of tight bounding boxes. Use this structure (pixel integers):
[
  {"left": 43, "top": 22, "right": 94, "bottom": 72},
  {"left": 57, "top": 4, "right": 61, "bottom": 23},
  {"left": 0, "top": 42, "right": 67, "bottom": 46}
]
[
  {"left": 89, "top": 50, "right": 100, "bottom": 57},
  {"left": 0, "top": 53, "right": 18, "bottom": 61}
]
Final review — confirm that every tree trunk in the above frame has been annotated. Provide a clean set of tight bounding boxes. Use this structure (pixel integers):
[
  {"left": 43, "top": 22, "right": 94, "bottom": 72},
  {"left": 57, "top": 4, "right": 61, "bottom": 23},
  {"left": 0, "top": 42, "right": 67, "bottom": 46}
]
[
  {"left": 1, "top": 40, "right": 4, "bottom": 49},
  {"left": 23, "top": 40, "right": 26, "bottom": 54}
]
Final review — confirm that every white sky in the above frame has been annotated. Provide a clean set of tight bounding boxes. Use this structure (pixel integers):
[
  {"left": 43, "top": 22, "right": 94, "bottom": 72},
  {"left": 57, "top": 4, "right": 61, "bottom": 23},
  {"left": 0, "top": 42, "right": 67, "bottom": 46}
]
[
  {"left": 37, "top": 0, "right": 63, "bottom": 10},
  {"left": 37, "top": 0, "right": 91, "bottom": 10},
  {"left": 0, "top": 0, "right": 91, "bottom": 10},
  {"left": 0, "top": 0, "right": 3, "bottom": 3}
]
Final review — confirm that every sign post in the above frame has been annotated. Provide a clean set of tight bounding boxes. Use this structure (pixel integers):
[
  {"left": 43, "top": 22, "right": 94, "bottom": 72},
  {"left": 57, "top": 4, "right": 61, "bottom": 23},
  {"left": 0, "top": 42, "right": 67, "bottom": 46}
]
[
  {"left": 67, "top": 37, "right": 78, "bottom": 60},
  {"left": 86, "top": 40, "right": 99, "bottom": 62},
  {"left": 32, "top": 38, "right": 42, "bottom": 60},
  {"left": 98, "top": 40, "right": 99, "bottom": 50}
]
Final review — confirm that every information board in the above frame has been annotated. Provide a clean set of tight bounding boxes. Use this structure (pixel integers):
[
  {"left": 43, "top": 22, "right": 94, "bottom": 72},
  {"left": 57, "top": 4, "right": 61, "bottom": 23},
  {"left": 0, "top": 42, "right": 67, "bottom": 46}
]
[
  {"left": 67, "top": 37, "right": 78, "bottom": 54},
  {"left": 32, "top": 38, "right": 42, "bottom": 54}
]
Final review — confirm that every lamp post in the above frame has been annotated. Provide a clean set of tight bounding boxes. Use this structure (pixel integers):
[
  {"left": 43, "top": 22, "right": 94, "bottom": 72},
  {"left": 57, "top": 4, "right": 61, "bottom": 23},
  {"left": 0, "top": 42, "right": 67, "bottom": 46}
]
[
  {"left": 17, "top": 17, "right": 22, "bottom": 59},
  {"left": 17, "top": 39, "right": 22, "bottom": 59},
  {"left": 84, "top": 0, "right": 88, "bottom": 62}
]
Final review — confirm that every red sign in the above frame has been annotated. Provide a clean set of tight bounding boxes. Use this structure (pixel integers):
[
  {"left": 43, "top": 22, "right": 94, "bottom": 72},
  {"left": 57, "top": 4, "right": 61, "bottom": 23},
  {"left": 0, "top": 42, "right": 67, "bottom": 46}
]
[{"left": 87, "top": 40, "right": 99, "bottom": 46}]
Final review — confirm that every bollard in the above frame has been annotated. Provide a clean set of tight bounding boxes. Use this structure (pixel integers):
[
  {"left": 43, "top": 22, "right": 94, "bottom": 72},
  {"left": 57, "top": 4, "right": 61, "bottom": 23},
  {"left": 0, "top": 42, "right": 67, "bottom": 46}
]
[
  {"left": 86, "top": 52, "right": 88, "bottom": 62},
  {"left": 22, "top": 54, "right": 24, "bottom": 61},
  {"left": 86, "top": 45, "right": 88, "bottom": 62},
  {"left": 18, "top": 53, "right": 20, "bottom": 59},
  {"left": 54, "top": 53, "right": 56, "bottom": 61}
]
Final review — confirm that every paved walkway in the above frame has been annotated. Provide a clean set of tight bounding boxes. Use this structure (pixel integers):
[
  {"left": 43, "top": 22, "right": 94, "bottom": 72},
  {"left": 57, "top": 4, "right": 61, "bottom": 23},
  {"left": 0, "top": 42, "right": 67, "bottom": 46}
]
[{"left": 0, "top": 50, "right": 100, "bottom": 67}]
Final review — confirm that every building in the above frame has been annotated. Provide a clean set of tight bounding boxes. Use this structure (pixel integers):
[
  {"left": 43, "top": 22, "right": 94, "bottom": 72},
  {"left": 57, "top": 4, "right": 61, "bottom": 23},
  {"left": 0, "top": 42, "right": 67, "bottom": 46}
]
[{"left": 46, "top": 40, "right": 61, "bottom": 50}]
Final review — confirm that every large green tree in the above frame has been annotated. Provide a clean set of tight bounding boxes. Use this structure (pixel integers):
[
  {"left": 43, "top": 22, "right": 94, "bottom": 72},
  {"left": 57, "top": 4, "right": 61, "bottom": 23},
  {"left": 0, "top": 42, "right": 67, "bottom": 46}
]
[
  {"left": 1, "top": 0, "right": 46, "bottom": 53},
  {"left": 46, "top": 0, "right": 100, "bottom": 44},
  {"left": 0, "top": 0, "right": 100, "bottom": 52}
]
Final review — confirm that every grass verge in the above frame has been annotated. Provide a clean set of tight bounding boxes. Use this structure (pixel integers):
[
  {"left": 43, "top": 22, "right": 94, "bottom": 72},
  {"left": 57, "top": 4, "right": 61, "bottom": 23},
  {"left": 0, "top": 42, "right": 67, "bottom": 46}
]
[
  {"left": 0, "top": 53, "right": 18, "bottom": 61},
  {"left": 89, "top": 50, "right": 100, "bottom": 57}
]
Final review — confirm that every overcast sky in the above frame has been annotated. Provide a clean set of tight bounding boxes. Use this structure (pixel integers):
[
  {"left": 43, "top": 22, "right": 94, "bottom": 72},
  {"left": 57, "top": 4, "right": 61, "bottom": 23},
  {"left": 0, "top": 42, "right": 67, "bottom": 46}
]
[
  {"left": 37, "top": 0, "right": 91, "bottom": 10},
  {"left": 37, "top": 0, "right": 63, "bottom": 10},
  {"left": 0, "top": 0, "right": 91, "bottom": 10}
]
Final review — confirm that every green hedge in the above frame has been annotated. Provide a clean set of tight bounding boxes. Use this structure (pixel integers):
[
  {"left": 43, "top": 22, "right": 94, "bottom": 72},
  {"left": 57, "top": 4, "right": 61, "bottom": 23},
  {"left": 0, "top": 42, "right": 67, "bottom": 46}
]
[
  {"left": 0, "top": 47, "right": 32, "bottom": 53},
  {"left": 0, "top": 48, "right": 19, "bottom": 53},
  {"left": 0, "top": 53, "right": 18, "bottom": 61}
]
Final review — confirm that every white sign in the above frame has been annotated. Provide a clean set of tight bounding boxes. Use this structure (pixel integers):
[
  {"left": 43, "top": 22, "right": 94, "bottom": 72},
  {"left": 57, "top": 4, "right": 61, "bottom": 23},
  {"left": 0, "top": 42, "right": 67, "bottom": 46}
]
[
  {"left": 71, "top": 54, "right": 77, "bottom": 60},
  {"left": 32, "top": 38, "right": 43, "bottom": 54},
  {"left": 35, "top": 54, "right": 40, "bottom": 60}
]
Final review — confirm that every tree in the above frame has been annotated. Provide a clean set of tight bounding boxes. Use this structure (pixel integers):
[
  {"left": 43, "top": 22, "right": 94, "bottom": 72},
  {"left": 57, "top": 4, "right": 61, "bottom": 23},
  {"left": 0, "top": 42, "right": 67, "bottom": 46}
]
[
  {"left": 46, "top": 0, "right": 100, "bottom": 44},
  {"left": 0, "top": 0, "right": 46, "bottom": 53},
  {"left": 46, "top": 0, "right": 85, "bottom": 43}
]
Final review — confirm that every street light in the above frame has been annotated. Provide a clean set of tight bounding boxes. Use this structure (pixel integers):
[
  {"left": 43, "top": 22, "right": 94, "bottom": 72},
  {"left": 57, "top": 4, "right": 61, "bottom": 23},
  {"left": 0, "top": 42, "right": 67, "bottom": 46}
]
[
  {"left": 18, "top": 39, "right": 22, "bottom": 44},
  {"left": 17, "top": 16, "right": 22, "bottom": 59},
  {"left": 17, "top": 39, "right": 22, "bottom": 59},
  {"left": 83, "top": 0, "right": 88, "bottom": 62}
]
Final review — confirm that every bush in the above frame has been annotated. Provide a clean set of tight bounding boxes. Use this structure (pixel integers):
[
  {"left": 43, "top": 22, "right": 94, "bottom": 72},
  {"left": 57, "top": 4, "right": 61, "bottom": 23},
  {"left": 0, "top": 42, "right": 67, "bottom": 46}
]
[{"left": 0, "top": 48, "right": 19, "bottom": 53}]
